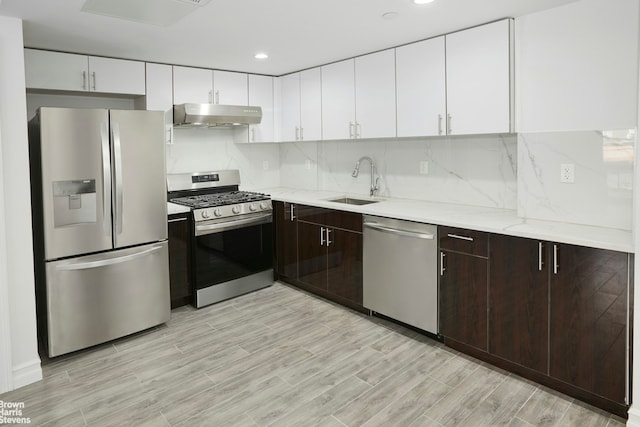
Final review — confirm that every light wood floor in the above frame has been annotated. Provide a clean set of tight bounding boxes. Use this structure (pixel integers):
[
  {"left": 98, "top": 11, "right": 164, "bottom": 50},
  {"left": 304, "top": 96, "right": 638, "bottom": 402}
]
[{"left": 0, "top": 282, "right": 627, "bottom": 426}]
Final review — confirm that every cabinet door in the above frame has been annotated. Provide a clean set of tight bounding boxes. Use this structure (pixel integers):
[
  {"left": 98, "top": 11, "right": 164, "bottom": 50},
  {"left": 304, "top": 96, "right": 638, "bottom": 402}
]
[
  {"left": 88, "top": 56, "right": 145, "bottom": 95},
  {"left": 439, "top": 250, "right": 488, "bottom": 350},
  {"left": 173, "top": 66, "right": 213, "bottom": 104},
  {"left": 280, "top": 73, "right": 301, "bottom": 142},
  {"left": 446, "top": 19, "right": 512, "bottom": 135},
  {"left": 489, "top": 235, "right": 548, "bottom": 374},
  {"left": 321, "top": 59, "right": 355, "bottom": 140},
  {"left": 24, "top": 49, "right": 88, "bottom": 91},
  {"left": 326, "top": 228, "right": 362, "bottom": 305},
  {"left": 297, "top": 221, "right": 327, "bottom": 290},
  {"left": 300, "top": 67, "right": 322, "bottom": 141},
  {"left": 549, "top": 244, "right": 629, "bottom": 404},
  {"left": 213, "top": 70, "right": 248, "bottom": 105},
  {"left": 145, "top": 63, "right": 173, "bottom": 112},
  {"left": 395, "top": 37, "right": 446, "bottom": 137},
  {"left": 248, "top": 75, "right": 274, "bottom": 142},
  {"left": 168, "top": 215, "right": 192, "bottom": 308},
  {"left": 274, "top": 202, "right": 298, "bottom": 280},
  {"left": 355, "top": 49, "right": 396, "bottom": 139}
]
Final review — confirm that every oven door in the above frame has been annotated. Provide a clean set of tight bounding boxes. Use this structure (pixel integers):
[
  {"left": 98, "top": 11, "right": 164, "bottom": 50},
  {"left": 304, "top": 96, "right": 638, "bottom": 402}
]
[{"left": 193, "top": 213, "right": 273, "bottom": 307}]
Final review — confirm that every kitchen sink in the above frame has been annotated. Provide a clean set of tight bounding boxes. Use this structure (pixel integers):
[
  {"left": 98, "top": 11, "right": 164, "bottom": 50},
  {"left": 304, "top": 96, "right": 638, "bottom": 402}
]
[{"left": 326, "top": 196, "right": 380, "bottom": 205}]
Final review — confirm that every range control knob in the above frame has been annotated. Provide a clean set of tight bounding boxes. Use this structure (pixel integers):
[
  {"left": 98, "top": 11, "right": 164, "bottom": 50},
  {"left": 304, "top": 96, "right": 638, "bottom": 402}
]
[
  {"left": 259, "top": 202, "right": 268, "bottom": 210},
  {"left": 249, "top": 204, "right": 257, "bottom": 212},
  {"left": 213, "top": 208, "right": 222, "bottom": 217},
  {"left": 232, "top": 206, "right": 240, "bottom": 214},
  {"left": 201, "top": 210, "right": 210, "bottom": 219}
]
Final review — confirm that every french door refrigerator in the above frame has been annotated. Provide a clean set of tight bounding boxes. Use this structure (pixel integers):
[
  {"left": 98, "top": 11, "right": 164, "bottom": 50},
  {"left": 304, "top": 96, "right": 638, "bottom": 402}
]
[{"left": 29, "top": 107, "right": 170, "bottom": 357}]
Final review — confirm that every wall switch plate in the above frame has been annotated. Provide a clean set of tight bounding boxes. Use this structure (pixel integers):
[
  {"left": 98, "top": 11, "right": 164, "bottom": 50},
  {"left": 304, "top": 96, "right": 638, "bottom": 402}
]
[
  {"left": 419, "top": 160, "right": 429, "bottom": 175},
  {"left": 262, "top": 160, "right": 269, "bottom": 170},
  {"left": 560, "top": 163, "right": 575, "bottom": 183}
]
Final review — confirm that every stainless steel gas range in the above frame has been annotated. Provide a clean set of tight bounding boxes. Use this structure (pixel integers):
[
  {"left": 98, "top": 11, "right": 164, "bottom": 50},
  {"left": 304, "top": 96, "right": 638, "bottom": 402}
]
[{"left": 167, "top": 170, "right": 273, "bottom": 308}]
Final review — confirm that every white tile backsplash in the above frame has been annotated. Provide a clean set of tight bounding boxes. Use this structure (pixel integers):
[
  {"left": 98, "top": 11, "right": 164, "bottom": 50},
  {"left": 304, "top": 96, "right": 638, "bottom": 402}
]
[
  {"left": 168, "top": 128, "right": 281, "bottom": 190},
  {"left": 517, "top": 130, "right": 635, "bottom": 230}
]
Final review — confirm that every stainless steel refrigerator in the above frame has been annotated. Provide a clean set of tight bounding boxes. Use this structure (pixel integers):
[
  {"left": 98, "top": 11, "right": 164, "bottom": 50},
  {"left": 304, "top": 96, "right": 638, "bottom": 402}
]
[{"left": 28, "top": 107, "right": 170, "bottom": 357}]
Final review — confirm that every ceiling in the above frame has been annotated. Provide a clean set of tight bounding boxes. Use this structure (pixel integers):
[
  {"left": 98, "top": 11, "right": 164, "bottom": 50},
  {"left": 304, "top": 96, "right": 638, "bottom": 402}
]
[{"left": 0, "top": 0, "right": 579, "bottom": 76}]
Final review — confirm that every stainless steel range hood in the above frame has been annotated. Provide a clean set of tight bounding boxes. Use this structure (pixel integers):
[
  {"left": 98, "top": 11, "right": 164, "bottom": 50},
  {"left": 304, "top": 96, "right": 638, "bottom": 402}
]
[{"left": 173, "top": 103, "right": 262, "bottom": 127}]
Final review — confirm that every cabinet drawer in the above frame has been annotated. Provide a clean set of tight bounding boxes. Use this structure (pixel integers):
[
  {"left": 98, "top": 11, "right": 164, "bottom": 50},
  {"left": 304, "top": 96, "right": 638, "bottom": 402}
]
[
  {"left": 296, "top": 204, "right": 362, "bottom": 232},
  {"left": 439, "top": 226, "right": 488, "bottom": 257}
]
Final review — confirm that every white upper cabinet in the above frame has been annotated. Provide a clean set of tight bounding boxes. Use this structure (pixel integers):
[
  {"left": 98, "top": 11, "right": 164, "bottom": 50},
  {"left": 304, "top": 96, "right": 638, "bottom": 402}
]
[
  {"left": 248, "top": 74, "right": 274, "bottom": 143},
  {"left": 445, "top": 19, "right": 513, "bottom": 135},
  {"left": 321, "top": 59, "right": 356, "bottom": 140},
  {"left": 213, "top": 70, "right": 248, "bottom": 105},
  {"left": 143, "top": 63, "right": 173, "bottom": 112},
  {"left": 279, "top": 73, "right": 301, "bottom": 142},
  {"left": 396, "top": 36, "right": 446, "bottom": 137},
  {"left": 172, "top": 66, "right": 213, "bottom": 104},
  {"left": 355, "top": 49, "right": 396, "bottom": 139},
  {"left": 299, "top": 68, "right": 322, "bottom": 141},
  {"left": 279, "top": 67, "right": 322, "bottom": 142},
  {"left": 24, "top": 49, "right": 145, "bottom": 95},
  {"left": 516, "top": 0, "right": 638, "bottom": 132}
]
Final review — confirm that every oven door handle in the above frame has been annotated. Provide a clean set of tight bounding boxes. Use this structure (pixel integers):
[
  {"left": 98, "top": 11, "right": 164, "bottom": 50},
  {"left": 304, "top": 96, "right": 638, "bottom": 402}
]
[{"left": 195, "top": 213, "right": 272, "bottom": 236}]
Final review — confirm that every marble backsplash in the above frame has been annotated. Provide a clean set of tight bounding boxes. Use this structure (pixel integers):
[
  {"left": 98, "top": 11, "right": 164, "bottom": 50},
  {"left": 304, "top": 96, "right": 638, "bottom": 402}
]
[
  {"left": 280, "top": 135, "right": 519, "bottom": 210},
  {"left": 517, "top": 130, "right": 635, "bottom": 230}
]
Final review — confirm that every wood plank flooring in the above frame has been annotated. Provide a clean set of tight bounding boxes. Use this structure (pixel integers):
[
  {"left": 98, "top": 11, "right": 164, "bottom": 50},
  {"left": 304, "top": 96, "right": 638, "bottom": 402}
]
[{"left": 0, "top": 282, "right": 627, "bottom": 426}]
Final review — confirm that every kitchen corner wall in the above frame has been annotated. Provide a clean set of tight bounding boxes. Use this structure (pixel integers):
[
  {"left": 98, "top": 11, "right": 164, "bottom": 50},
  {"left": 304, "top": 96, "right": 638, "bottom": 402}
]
[
  {"left": 280, "top": 134, "right": 518, "bottom": 210},
  {"left": 168, "top": 129, "right": 281, "bottom": 190},
  {"left": 517, "top": 130, "right": 635, "bottom": 230}
]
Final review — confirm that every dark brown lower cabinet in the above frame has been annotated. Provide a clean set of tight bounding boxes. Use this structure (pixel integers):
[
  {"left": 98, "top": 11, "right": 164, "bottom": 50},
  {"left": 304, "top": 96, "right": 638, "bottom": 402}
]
[
  {"left": 326, "top": 228, "right": 363, "bottom": 304},
  {"left": 168, "top": 213, "right": 192, "bottom": 309},
  {"left": 274, "top": 201, "right": 297, "bottom": 280},
  {"left": 297, "top": 221, "right": 329, "bottom": 291},
  {"left": 489, "top": 235, "right": 548, "bottom": 374},
  {"left": 549, "top": 244, "right": 630, "bottom": 405}
]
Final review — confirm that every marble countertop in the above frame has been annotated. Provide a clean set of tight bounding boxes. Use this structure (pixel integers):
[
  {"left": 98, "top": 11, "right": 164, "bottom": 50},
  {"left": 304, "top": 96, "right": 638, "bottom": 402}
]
[
  {"left": 257, "top": 187, "right": 634, "bottom": 253},
  {"left": 168, "top": 202, "right": 191, "bottom": 215}
]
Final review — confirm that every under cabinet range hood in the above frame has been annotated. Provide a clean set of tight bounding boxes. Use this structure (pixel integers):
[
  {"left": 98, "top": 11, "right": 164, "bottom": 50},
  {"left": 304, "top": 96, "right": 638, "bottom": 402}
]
[{"left": 173, "top": 103, "right": 262, "bottom": 127}]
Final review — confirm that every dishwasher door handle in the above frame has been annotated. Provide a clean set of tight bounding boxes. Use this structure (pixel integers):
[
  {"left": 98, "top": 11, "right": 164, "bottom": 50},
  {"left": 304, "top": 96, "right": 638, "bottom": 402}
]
[{"left": 364, "top": 222, "right": 435, "bottom": 240}]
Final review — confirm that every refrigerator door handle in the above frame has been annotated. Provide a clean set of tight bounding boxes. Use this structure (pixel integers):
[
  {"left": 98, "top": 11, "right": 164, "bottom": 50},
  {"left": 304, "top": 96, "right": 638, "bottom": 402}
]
[
  {"left": 54, "top": 244, "right": 164, "bottom": 271},
  {"left": 100, "top": 122, "right": 112, "bottom": 237},
  {"left": 112, "top": 122, "right": 124, "bottom": 235}
]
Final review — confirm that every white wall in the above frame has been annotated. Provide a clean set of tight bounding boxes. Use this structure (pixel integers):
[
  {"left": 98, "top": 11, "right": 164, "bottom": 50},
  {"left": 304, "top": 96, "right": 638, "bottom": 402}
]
[{"left": 0, "top": 16, "right": 42, "bottom": 392}]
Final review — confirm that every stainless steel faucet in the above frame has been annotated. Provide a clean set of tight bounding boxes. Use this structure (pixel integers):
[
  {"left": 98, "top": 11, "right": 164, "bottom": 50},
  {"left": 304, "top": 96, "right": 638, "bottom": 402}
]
[{"left": 352, "top": 156, "right": 379, "bottom": 196}]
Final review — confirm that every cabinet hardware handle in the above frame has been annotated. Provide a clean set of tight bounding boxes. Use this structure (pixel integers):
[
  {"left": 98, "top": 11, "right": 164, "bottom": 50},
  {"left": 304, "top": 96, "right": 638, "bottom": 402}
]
[
  {"left": 326, "top": 228, "right": 332, "bottom": 246},
  {"left": 538, "top": 242, "right": 544, "bottom": 271},
  {"left": 208, "top": 90, "right": 213, "bottom": 104},
  {"left": 447, "top": 233, "right": 473, "bottom": 242},
  {"left": 447, "top": 113, "right": 452, "bottom": 134},
  {"left": 349, "top": 122, "right": 355, "bottom": 139},
  {"left": 300, "top": 127, "right": 304, "bottom": 141},
  {"left": 438, "top": 114, "right": 443, "bottom": 135},
  {"left": 320, "top": 227, "right": 325, "bottom": 245},
  {"left": 295, "top": 127, "right": 300, "bottom": 141},
  {"left": 440, "top": 251, "right": 446, "bottom": 276},
  {"left": 215, "top": 90, "right": 220, "bottom": 104},
  {"left": 166, "top": 126, "right": 173, "bottom": 145},
  {"left": 82, "top": 71, "right": 87, "bottom": 90},
  {"left": 290, "top": 204, "right": 295, "bottom": 221},
  {"left": 91, "top": 72, "right": 96, "bottom": 90},
  {"left": 553, "top": 244, "right": 559, "bottom": 274},
  {"left": 356, "top": 122, "right": 362, "bottom": 138}
]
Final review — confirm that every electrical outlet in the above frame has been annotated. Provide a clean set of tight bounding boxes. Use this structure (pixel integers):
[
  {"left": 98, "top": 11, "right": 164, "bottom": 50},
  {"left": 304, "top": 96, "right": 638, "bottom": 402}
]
[
  {"left": 305, "top": 159, "right": 311, "bottom": 170},
  {"left": 419, "top": 160, "right": 429, "bottom": 175},
  {"left": 262, "top": 160, "right": 269, "bottom": 170},
  {"left": 560, "top": 163, "right": 575, "bottom": 183}
]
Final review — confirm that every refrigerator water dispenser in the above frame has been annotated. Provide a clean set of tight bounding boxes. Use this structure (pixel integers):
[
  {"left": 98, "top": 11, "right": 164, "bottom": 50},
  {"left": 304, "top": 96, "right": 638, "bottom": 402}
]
[{"left": 53, "top": 179, "right": 97, "bottom": 227}]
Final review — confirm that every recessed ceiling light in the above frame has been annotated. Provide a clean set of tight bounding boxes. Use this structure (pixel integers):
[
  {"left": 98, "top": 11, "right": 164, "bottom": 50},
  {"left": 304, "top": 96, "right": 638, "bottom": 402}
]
[
  {"left": 382, "top": 11, "right": 398, "bottom": 20},
  {"left": 254, "top": 52, "right": 269, "bottom": 60},
  {"left": 413, "top": 0, "right": 435, "bottom": 4}
]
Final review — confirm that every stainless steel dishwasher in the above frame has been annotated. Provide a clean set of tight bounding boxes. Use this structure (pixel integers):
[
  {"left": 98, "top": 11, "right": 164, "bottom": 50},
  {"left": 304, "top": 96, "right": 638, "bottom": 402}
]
[{"left": 363, "top": 215, "right": 438, "bottom": 334}]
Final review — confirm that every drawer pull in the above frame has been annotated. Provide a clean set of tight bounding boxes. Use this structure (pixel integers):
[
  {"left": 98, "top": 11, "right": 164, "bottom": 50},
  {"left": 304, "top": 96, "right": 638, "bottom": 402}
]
[
  {"left": 447, "top": 233, "right": 474, "bottom": 242},
  {"left": 440, "top": 251, "right": 446, "bottom": 276}
]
